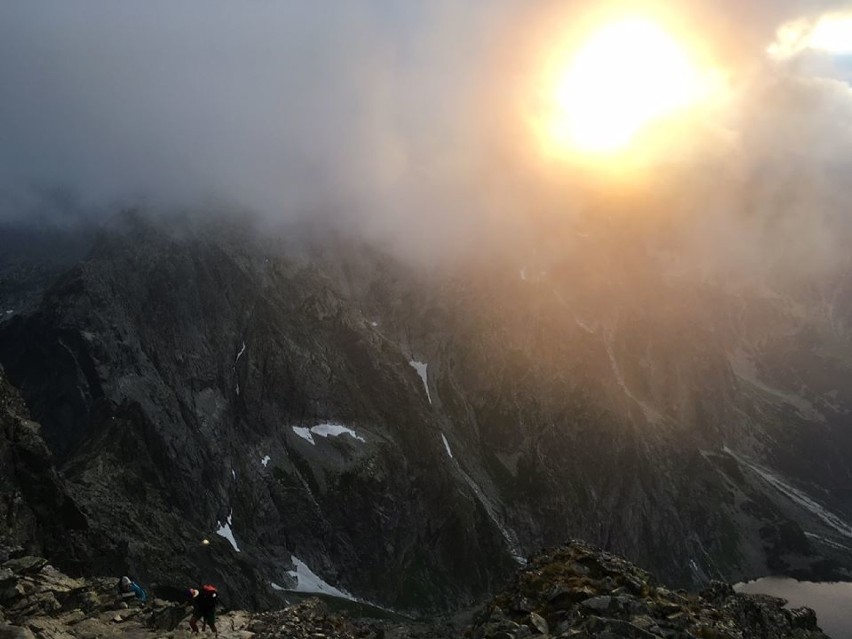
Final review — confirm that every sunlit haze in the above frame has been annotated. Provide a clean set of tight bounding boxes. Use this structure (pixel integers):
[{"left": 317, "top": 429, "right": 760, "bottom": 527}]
[
  {"left": 1, "top": 1, "right": 852, "bottom": 273},
  {"left": 541, "top": 18, "right": 712, "bottom": 155},
  {"left": 769, "top": 13, "right": 852, "bottom": 57}
]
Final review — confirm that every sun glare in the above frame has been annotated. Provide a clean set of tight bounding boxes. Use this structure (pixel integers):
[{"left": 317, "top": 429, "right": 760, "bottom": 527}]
[{"left": 540, "top": 18, "right": 709, "bottom": 156}]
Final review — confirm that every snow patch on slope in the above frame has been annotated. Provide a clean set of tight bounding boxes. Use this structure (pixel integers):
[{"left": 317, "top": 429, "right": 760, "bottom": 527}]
[
  {"left": 441, "top": 433, "right": 453, "bottom": 459},
  {"left": 292, "top": 424, "right": 366, "bottom": 445},
  {"left": 261, "top": 455, "right": 270, "bottom": 467},
  {"left": 286, "top": 556, "right": 354, "bottom": 600},
  {"left": 312, "top": 423, "right": 366, "bottom": 442},
  {"left": 292, "top": 427, "right": 314, "bottom": 444},
  {"left": 409, "top": 360, "right": 432, "bottom": 404},
  {"left": 215, "top": 510, "right": 240, "bottom": 552},
  {"left": 233, "top": 341, "right": 247, "bottom": 396}
]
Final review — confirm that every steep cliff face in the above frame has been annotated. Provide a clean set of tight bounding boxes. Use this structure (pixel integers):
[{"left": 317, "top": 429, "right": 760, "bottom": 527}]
[
  {"left": 0, "top": 213, "right": 518, "bottom": 612},
  {"left": 1, "top": 210, "right": 852, "bottom": 612},
  {"left": 0, "top": 366, "right": 87, "bottom": 559}
]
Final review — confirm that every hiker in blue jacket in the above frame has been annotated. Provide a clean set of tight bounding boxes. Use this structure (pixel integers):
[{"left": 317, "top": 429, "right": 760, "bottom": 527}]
[{"left": 117, "top": 575, "right": 148, "bottom": 603}]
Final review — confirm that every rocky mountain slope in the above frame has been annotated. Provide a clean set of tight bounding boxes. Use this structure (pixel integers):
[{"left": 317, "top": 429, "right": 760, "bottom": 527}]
[
  {"left": 0, "top": 541, "right": 829, "bottom": 639},
  {"left": 1, "top": 210, "right": 852, "bottom": 612},
  {"left": 0, "top": 366, "right": 87, "bottom": 561}
]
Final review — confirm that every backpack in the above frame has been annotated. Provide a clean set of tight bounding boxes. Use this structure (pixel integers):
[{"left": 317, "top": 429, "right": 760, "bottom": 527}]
[{"left": 198, "top": 584, "right": 217, "bottom": 609}]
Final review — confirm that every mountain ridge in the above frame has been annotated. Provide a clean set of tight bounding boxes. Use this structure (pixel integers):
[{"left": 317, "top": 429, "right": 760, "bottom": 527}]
[{"left": 1, "top": 210, "right": 852, "bottom": 612}]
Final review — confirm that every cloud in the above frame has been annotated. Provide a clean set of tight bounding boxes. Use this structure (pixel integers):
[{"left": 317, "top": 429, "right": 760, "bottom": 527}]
[{"left": 1, "top": 1, "right": 852, "bottom": 276}]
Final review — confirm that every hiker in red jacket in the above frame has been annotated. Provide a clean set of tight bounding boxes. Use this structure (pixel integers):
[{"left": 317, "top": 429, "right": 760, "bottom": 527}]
[{"left": 187, "top": 585, "right": 218, "bottom": 635}]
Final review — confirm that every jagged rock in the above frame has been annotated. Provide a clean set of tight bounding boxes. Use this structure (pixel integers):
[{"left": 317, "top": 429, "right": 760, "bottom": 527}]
[
  {"left": 0, "top": 571, "right": 14, "bottom": 589},
  {"left": 510, "top": 596, "right": 535, "bottom": 613},
  {"left": 580, "top": 595, "right": 612, "bottom": 613},
  {"left": 787, "top": 606, "right": 818, "bottom": 630},
  {"left": 527, "top": 611, "right": 547, "bottom": 634},
  {"left": 0, "top": 585, "right": 22, "bottom": 606},
  {"left": 21, "top": 617, "right": 75, "bottom": 639},
  {"left": 2, "top": 560, "right": 46, "bottom": 577},
  {"left": 147, "top": 602, "right": 189, "bottom": 631},
  {"left": 700, "top": 581, "right": 734, "bottom": 602},
  {"left": 469, "top": 540, "right": 829, "bottom": 639},
  {"left": 0, "top": 625, "right": 35, "bottom": 639}
]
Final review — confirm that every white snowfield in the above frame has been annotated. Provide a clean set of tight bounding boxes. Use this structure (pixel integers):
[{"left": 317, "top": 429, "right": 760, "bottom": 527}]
[
  {"left": 409, "top": 360, "right": 432, "bottom": 404},
  {"left": 260, "top": 455, "right": 270, "bottom": 467},
  {"left": 286, "top": 556, "right": 355, "bottom": 600},
  {"left": 215, "top": 510, "right": 240, "bottom": 552},
  {"left": 292, "top": 423, "right": 366, "bottom": 445}
]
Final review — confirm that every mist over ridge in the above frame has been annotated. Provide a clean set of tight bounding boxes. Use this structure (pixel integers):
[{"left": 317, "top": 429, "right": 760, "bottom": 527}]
[{"left": 1, "top": 1, "right": 852, "bottom": 280}]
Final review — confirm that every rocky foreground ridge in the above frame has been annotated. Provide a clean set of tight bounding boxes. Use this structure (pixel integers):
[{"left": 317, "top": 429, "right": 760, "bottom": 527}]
[{"left": 0, "top": 541, "right": 828, "bottom": 639}]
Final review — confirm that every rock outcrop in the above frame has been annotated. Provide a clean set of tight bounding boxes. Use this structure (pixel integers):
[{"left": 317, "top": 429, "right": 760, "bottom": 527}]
[
  {"left": 469, "top": 540, "right": 828, "bottom": 639},
  {"left": 0, "top": 545, "right": 453, "bottom": 639}
]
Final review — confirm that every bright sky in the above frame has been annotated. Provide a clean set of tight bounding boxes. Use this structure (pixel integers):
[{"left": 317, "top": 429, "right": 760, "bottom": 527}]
[
  {"left": 537, "top": 16, "right": 715, "bottom": 156},
  {"left": 1, "top": 1, "right": 851, "bottom": 244},
  {"left": 528, "top": 4, "right": 852, "bottom": 164},
  {"left": 769, "top": 12, "right": 852, "bottom": 57}
]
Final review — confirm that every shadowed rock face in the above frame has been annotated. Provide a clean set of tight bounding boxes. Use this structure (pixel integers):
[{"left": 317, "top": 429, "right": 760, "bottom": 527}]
[
  {"left": 1, "top": 210, "right": 852, "bottom": 612},
  {"left": 0, "top": 367, "right": 87, "bottom": 558},
  {"left": 0, "top": 214, "right": 519, "bottom": 612}
]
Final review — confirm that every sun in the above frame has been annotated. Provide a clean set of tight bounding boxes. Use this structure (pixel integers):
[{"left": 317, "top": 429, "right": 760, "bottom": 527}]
[{"left": 539, "top": 17, "right": 708, "bottom": 155}]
